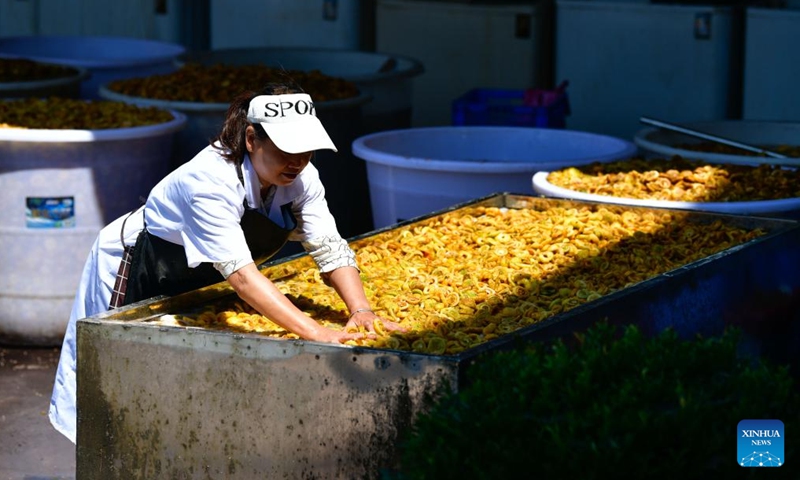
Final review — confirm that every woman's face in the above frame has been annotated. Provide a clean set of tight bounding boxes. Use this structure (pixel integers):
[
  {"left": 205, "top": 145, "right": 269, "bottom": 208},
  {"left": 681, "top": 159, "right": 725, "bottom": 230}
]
[{"left": 246, "top": 125, "right": 312, "bottom": 188}]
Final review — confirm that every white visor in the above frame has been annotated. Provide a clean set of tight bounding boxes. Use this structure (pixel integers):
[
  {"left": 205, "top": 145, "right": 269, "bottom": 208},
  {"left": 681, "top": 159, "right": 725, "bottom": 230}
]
[{"left": 247, "top": 93, "right": 337, "bottom": 154}]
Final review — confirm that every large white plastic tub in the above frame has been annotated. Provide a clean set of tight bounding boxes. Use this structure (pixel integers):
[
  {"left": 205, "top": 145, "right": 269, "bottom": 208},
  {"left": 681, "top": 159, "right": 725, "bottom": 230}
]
[
  {"left": 0, "top": 35, "right": 185, "bottom": 99},
  {"left": 352, "top": 126, "right": 637, "bottom": 228},
  {"left": 0, "top": 111, "right": 186, "bottom": 346},
  {"left": 179, "top": 47, "right": 424, "bottom": 133},
  {"left": 634, "top": 120, "right": 800, "bottom": 166},
  {"left": 532, "top": 171, "right": 800, "bottom": 217}
]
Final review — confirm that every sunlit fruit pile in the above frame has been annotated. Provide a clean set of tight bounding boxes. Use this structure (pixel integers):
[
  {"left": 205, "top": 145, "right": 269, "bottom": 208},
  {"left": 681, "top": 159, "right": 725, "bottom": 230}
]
[
  {"left": 106, "top": 63, "right": 360, "bottom": 103},
  {"left": 0, "top": 97, "right": 176, "bottom": 130},
  {"left": 0, "top": 58, "right": 80, "bottom": 82},
  {"left": 547, "top": 157, "right": 800, "bottom": 202},
  {"left": 677, "top": 142, "right": 800, "bottom": 158},
  {"left": 170, "top": 202, "right": 765, "bottom": 354}
]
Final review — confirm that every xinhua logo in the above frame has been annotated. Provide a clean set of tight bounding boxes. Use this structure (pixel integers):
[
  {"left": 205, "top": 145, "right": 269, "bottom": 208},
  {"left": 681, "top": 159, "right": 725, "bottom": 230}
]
[{"left": 738, "top": 419, "right": 784, "bottom": 467}]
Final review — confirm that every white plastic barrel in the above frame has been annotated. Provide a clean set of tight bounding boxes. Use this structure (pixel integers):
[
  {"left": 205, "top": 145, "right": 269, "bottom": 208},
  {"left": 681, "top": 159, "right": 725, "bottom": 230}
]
[
  {"left": 0, "top": 112, "right": 187, "bottom": 346},
  {"left": 0, "top": 35, "right": 185, "bottom": 99},
  {"left": 352, "top": 126, "right": 638, "bottom": 228},
  {"left": 178, "top": 47, "right": 424, "bottom": 134},
  {"left": 97, "top": 87, "right": 239, "bottom": 169}
]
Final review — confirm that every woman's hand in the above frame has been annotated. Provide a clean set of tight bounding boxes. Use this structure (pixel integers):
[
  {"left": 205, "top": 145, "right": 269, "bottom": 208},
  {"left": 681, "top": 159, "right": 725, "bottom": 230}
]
[
  {"left": 229, "top": 263, "right": 406, "bottom": 345},
  {"left": 304, "top": 310, "right": 406, "bottom": 345},
  {"left": 307, "top": 325, "right": 375, "bottom": 344},
  {"left": 323, "top": 266, "right": 409, "bottom": 337},
  {"left": 229, "top": 263, "right": 358, "bottom": 342},
  {"left": 346, "top": 309, "right": 407, "bottom": 335}
]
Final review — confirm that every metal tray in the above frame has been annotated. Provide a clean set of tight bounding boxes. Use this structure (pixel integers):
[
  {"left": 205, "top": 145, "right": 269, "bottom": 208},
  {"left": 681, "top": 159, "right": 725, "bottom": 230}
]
[{"left": 76, "top": 193, "right": 800, "bottom": 479}]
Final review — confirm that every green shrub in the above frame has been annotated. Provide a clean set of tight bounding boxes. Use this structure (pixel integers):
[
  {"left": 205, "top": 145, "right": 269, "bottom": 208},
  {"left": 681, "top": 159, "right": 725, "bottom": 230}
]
[{"left": 388, "top": 323, "right": 798, "bottom": 480}]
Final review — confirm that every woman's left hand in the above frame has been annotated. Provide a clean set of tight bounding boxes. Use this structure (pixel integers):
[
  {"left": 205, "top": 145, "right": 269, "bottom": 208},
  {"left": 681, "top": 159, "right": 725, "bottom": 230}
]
[{"left": 346, "top": 309, "right": 407, "bottom": 335}]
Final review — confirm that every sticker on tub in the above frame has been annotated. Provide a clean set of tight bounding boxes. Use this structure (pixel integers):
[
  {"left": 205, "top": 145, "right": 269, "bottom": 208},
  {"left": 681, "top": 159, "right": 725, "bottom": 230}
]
[{"left": 26, "top": 197, "right": 75, "bottom": 228}]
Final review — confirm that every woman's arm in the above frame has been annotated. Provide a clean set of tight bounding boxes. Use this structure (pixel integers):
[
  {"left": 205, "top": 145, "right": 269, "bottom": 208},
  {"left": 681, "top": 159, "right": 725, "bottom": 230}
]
[
  {"left": 227, "top": 263, "right": 366, "bottom": 343},
  {"left": 322, "top": 266, "right": 407, "bottom": 334}
]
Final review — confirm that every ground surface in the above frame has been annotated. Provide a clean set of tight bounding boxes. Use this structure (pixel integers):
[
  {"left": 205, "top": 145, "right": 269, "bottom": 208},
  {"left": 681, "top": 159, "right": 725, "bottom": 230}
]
[{"left": 0, "top": 346, "right": 75, "bottom": 480}]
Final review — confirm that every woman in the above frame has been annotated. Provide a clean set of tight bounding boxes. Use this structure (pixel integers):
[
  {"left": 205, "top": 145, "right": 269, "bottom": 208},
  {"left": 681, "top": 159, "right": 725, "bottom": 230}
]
[{"left": 49, "top": 83, "right": 404, "bottom": 443}]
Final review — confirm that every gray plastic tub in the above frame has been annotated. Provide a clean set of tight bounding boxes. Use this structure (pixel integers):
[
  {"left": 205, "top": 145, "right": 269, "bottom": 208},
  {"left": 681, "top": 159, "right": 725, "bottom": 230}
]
[
  {"left": 634, "top": 120, "right": 800, "bottom": 166},
  {"left": 0, "top": 62, "right": 89, "bottom": 99},
  {"left": 0, "top": 35, "right": 185, "bottom": 99}
]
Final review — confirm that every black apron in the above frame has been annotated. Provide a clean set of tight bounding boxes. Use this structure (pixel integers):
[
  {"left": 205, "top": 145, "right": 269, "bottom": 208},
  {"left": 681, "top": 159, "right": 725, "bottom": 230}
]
[{"left": 122, "top": 162, "right": 296, "bottom": 306}]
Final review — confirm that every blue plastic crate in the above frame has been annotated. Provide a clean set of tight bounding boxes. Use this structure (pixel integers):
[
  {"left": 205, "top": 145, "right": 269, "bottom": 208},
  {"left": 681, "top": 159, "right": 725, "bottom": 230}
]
[{"left": 452, "top": 84, "right": 570, "bottom": 129}]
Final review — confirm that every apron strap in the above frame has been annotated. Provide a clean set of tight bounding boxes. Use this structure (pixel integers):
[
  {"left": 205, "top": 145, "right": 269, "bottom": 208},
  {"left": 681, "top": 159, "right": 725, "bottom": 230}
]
[{"left": 108, "top": 208, "right": 144, "bottom": 310}]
